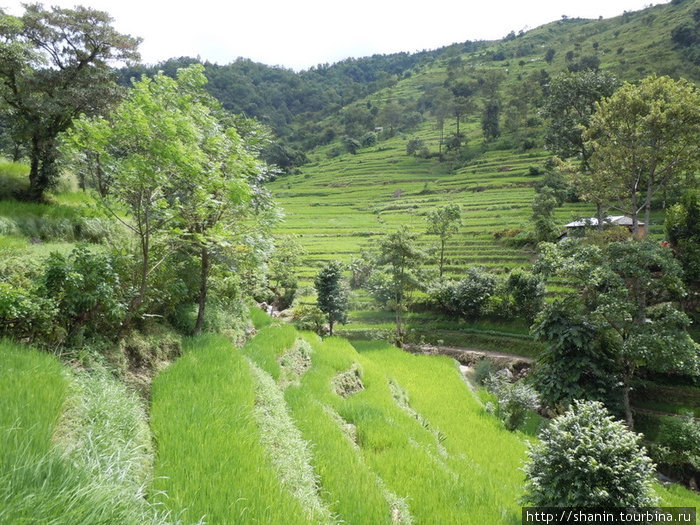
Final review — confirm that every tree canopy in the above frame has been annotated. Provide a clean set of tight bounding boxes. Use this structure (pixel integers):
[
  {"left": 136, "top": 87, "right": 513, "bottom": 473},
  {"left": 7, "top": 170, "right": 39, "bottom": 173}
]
[
  {"left": 584, "top": 75, "right": 700, "bottom": 234},
  {"left": 64, "top": 65, "right": 263, "bottom": 331},
  {"left": 0, "top": 4, "right": 140, "bottom": 201}
]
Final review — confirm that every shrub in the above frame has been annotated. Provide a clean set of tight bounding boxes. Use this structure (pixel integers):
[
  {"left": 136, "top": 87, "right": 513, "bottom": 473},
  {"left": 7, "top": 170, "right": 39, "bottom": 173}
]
[
  {"left": 485, "top": 372, "right": 540, "bottom": 430},
  {"left": 649, "top": 413, "right": 700, "bottom": 483},
  {"left": 523, "top": 400, "right": 658, "bottom": 507},
  {"left": 501, "top": 269, "right": 545, "bottom": 321},
  {"left": 0, "top": 282, "right": 57, "bottom": 342},
  {"left": 40, "top": 246, "right": 126, "bottom": 341},
  {"left": 406, "top": 137, "right": 428, "bottom": 157},
  {"left": 430, "top": 268, "right": 497, "bottom": 319},
  {"left": 291, "top": 304, "right": 326, "bottom": 334},
  {"left": 532, "top": 299, "right": 621, "bottom": 409},
  {"left": 473, "top": 357, "right": 498, "bottom": 386},
  {"left": 360, "top": 132, "right": 377, "bottom": 148}
]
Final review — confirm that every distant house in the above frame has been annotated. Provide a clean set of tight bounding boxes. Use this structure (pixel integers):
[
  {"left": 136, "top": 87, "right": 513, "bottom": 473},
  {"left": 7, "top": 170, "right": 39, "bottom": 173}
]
[{"left": 559, "top": 215, "right": 646, "bottom": 241}]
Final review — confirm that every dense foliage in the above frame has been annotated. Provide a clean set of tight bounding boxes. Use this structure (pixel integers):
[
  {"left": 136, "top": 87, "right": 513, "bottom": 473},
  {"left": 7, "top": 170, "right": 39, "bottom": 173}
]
[
  {"left": 314, "top": 261, "right": 349, "bottom": 336},
  {"left": 523, "top": 400, "right": 658, "bottom": 506},
  {"left": 0, "top": 4, "right": 140, "bottom": 200}
]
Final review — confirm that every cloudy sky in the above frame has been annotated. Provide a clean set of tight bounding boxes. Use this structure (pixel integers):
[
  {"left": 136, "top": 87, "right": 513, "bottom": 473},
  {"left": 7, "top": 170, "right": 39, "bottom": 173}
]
[{"left": 2, "top": 0, "right": 670, "bottom": 70}]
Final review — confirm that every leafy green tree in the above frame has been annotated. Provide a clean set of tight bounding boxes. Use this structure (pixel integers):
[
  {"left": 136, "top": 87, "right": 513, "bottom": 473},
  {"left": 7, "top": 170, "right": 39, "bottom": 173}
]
[
  {"left": 541, "top": 71, "right": 619, "bottom": 225},
  {"left": 65, "top": 66, "right": 262, "bottom": 333},
  {"left": 665, "top": 190, "right": 700, "bottom": 295},
  {"left": 425, "top": 204, "right": 461, "bottom": 277},
  {"left": 360, "top": 131, "right": 377, "bottom": 148},
  {"left": 314, "top": 261, "right": 349, "bottom": 336},
  {"left": 343, "top": 136, "right": 361, "bottom": 155},
  {"left": 532, "top": 298, "right": 619, "bottom": 409},
  {"left": 481, "top": 100, "right": 500, "bottom": 141},
  {"left": 430, "top": 268, "right": 497, "bottom": 319},
  {"left": 376, "top": 227, "right": 425, "bottom": 345},
  {"left": 378, "top": 100, "right": 402, "bottom": 135},
  {"left": 544, "top": 48, "right": 556, "bottom": 64},
  {"left": 531, "top": 186, "right": 559, "bottom": 242},
  {"left": 267, "top": 235, "right": 305, "bottom": 310},
  {"left": 0, "top": 4, "right": 140, "bottom": 201},
  {"left": 523, "top": 400, "right": 658, "bottom": 506},
  {"left": 430, "top": 87, "right": 454, "bottom": 154},
  {"left": 584, "top": 75, "right": 700, "bottom": 235},
  {"left": 536, "top": 239, "right": 699, "bottom": 428},
  {"left": 163, "top": 68, "right": 258, "bottom": 334},
  {"left": 541, "top": 71, "right": 619, "bottom": 161},
  {"left": 406, "top": 137, "right": 427, "bottom": 157},
  {"left": 502, "top": 269, "right": 545, "bottom": 321}
]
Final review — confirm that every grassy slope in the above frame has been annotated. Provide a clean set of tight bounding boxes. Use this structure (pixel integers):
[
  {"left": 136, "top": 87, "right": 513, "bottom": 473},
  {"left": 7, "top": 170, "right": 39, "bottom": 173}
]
[
  {"left": 0, "top": 340, "right": 167, "bottom": 524},
  {"left": 151, "top": 322, "right": 699, "bottom": 524},
  {"left": 268, "top": 0, "right": 699, "bottom": 347}
]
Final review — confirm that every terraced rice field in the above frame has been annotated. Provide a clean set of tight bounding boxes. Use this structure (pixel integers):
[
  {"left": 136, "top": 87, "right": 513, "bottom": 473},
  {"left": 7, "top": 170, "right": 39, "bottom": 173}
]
[
  {"left": 270, "top": 136, "right": 599, "bottom": 287},
  {"left": 149, "top": 319, "right": 700, "bottom": 523}
]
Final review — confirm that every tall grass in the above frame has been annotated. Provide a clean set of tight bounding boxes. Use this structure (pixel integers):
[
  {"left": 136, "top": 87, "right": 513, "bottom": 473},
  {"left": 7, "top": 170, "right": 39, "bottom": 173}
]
[
  {"left": 284, "top": 334, "right": 398, "bottom": 524},
  {"left": 0, "top": 200, "right": 112, "bottom": 243},
  {"left": 150, "top": 334, "right": 309, "bottom": 524},
  {"left": 0, "top": 341, "right": 169, "bottom": 524},
  {"left": 249, "top": 304, "right": 275, "bottom": 329},
  {"left": 248, "top": 360, "right": 335, "bottom": 523},
  {"left": 0, "top": 339, "right": 68, "bottom": 458},
  {"left": 353, "top": 340, "right": 528, "bottom": 523},
  {"left": 0, "top": 159, "right": 29, "bottom": 198},
  {"left": 240, "top": 323, "right": 297, "bottom": 379}
]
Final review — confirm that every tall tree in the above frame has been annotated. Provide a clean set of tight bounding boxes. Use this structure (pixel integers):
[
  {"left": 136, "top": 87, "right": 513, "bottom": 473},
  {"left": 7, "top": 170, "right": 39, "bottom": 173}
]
[
  {"left": 376, "top": 227, "right": 425, "bottom": 346},
  {"left": 541, "top": 71, "right": 619, "bottom": 226},
  {"left": 65, "top": 66, "right": 260, "bottom": 332},
  {"left": 425, "top": 204, "right": 461, "bottom": 277},
  {"left": 431, "top": 87, "right": 453, "bottom": 154},
  {"left": 314, "top": 261, "right": 349, "bottom": 336},
  {"left": 536, "top": 239, "right": 699, "bottom": 429},
  {"left": 481, "top": 99, "right": 501, "bottom": 141},
  {"left": 0, "top": 4, "right": 140, "bottom": 201},
  {"left": 584, "top": 75, "right": 700, "bottom": 235}
]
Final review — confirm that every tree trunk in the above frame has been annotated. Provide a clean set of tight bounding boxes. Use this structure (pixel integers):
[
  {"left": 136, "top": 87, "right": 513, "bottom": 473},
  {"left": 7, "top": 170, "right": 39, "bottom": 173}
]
[
  {"left": 643, "top": 184, "right": 652, "bottom": 240},
  {"left": 12, "top": 143, "right": 21, "bottom": 163},
  {"left": 28, "top": 137, "right": 41, "bottom": 201},
  {"left": 631, "top": 190, "right": 640, "bottom": 237},
  {"left": 395, "top": 307, "right": 403, "bottom": 348},
  {"left": 194, "top": 245, "right": 210, "bottom": 335},
  {"left": 596, "top": 202, "right": 605, "bottom": 231},
  {"left": 622, "top": 367, "right": 634, "bottom": 430},
  {"left": 439, "top": 238, "right": 446, "bottom": 277},
  {"left": 329, "top": 318, "right": 334, "bottom": 337}
]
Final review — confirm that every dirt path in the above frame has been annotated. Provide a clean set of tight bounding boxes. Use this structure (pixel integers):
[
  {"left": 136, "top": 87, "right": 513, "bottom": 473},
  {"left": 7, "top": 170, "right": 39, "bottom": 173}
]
[{"left": 405, "top": 344, "right": 534, "bottom": 366}]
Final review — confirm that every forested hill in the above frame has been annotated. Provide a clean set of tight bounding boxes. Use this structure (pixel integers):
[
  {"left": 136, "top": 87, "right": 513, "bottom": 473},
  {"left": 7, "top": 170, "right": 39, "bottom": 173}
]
[{"left": 117, "top": 0, "right": 699, "bottom": 165}]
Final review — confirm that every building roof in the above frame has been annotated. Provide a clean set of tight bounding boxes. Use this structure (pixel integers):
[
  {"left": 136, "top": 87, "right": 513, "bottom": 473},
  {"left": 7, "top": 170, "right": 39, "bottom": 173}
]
[{"left": 564, "top": 215, "right": 644, "bottom": 228}]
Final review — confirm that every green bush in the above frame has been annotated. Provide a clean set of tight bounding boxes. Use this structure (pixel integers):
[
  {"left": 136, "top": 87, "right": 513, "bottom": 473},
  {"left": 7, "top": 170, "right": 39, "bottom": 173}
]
[
  {"left": 523, "top": 400, "right": 658, "bottom": 506},
  {"left": 40, "top": 246, "right": 125, "bottom": 341},
  {"left": 485, "top": 372, "right": 540, "bottom": 430},
  {"left": 649, "top": 413, "right": 700, "bottom": 483},
  {"left": 0, "top": 282, "right": 57, "bottom": 342},
  {"left": 473, "top": 357, "right": 498, "bottom": 386},
  {"left": 291, "top": 304, "right": 326, "bottom": 334},
  {"left": 430, "top": 267, "right": 498, "bottom": 319},
  {"left": 500, "top": 269, "right": 545, "bottom": 321}
]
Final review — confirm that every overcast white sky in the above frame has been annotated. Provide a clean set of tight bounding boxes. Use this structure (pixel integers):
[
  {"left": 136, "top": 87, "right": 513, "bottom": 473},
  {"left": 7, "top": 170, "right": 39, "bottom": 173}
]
[{"left": 1, "top": 1, "right": 671, "bottom": 70}]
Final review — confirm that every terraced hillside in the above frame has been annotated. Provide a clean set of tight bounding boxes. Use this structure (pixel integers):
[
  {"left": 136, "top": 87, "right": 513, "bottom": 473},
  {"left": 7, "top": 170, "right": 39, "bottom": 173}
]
[
  {"left": 149, "top": 318, "right": 699, "bottom": 524},
  {"left": 272, "top": 141, "right": 597, "bottom": 285}
]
